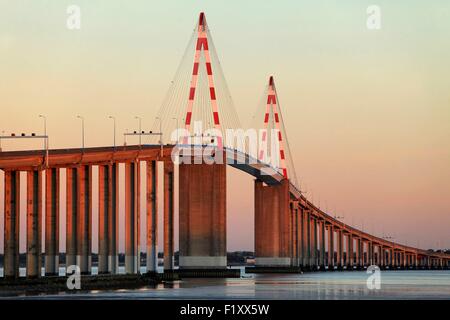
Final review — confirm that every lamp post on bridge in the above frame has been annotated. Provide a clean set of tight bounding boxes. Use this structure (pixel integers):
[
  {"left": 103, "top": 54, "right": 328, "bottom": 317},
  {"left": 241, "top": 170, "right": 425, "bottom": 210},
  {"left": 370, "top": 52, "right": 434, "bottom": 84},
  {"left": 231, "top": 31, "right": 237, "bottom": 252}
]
[
  {"left": 108, "top": 115, "right": 116, "bottom": 150},
  {"left": 77, "top": 115, "right": 85, "bottom": 152},
  {"left": 38, "top": 115, "right": 49, "bottom": 167},
  {"left": 38, "top": 114, "right": 47, "bottom": 150},
  {"left": 135, "top": 116, "right": 142, "bottom": 147},
  {"left": 156, "top": 116, "right": 163, "bottom": 157}
]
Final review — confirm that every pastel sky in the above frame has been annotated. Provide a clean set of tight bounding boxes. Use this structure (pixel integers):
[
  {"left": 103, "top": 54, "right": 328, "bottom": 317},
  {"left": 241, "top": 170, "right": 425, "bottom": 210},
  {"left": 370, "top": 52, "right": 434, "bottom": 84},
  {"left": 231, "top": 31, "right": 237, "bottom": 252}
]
[{"left": 0, "top": 0, "right": 449, "bottom": 252}]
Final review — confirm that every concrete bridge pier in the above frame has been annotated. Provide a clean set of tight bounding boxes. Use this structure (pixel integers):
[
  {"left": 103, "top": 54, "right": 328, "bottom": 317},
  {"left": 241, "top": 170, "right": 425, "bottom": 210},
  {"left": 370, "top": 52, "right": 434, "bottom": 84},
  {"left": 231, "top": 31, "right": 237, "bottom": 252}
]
[
  {"left": 304, "top": 210, "right": 311, "bottom": 269},
  {"left": 295, "top": 205, "right": 302, "bottom": 267},
  {"left": 26, "top": 170, "right": 42, "bottom": 278},
  {"left": 45, "top": 168, "right": 60, "bottom": 276},
  {"left": 328, "top": 225, "right": 334, "bottom": 270},
  {"left": 347, "top": 234, "right": 354, "bottom": 270},
  {"left": 254, "top": 179, "right": 290, "bottom": 268},
  {"left": 125, "top": 162, "right": 139, "bottom": 274},
  {"left": 164, "top": 161, "right": 175, "bottom": 270},
  {"left": 108, "top": 164, "right": 119, "bottom": 274},
  {"left": 290, "top": 202, "right": 298, "bottom": 267},
  {"left": 4, "top": 170, "right": 20, "bottom": 278},
  {"left": 66, "top": 168, "right": 78, "bottom": 269},
  {"left": 336, "top": 229, "right": 343, "bottom": 270},
  {"left": 146, "top": 160, "right": 158, "bottom": 273},
  {"left": 318, "top": 220, "right": 326, "bottom": 270},
  {"left": 356, "top": 238, "right": 363, "bottom": 269},
  {"left": 98, "top": 164, "right": 118, "bottom": 274},
  {"left": 77, "top": 165, "right": 92, "bottom": 275},
  {"left": 98, "top": 165, "right": 109, "bottom": 274},
  {"left": 179, "top": 159, "right": 227, "bottom": 269},
  {"left": 312, "top": 217, "right": 318, "bottom": 269}
]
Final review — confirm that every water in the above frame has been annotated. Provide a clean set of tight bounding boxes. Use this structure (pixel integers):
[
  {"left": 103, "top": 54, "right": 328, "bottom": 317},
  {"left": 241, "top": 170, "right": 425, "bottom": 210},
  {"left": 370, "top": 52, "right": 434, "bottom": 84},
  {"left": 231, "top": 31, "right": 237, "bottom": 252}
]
[{"left": 1, "top": 267, "right": 449, "bottom": 299}]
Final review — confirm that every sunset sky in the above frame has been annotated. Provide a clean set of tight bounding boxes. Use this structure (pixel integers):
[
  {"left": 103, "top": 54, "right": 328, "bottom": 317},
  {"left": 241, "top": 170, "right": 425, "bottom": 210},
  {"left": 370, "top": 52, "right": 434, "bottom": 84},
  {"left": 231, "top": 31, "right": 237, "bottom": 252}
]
[{"left": 0, "top": 0, "right": 449, "bottom": 252}]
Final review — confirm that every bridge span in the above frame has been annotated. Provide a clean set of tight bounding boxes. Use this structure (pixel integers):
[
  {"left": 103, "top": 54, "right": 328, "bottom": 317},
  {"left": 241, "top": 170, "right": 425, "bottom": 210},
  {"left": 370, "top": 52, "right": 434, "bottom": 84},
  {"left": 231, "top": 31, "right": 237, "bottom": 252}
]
[{"left": 0, "top": 144, "right": 448, "bottom": 278}]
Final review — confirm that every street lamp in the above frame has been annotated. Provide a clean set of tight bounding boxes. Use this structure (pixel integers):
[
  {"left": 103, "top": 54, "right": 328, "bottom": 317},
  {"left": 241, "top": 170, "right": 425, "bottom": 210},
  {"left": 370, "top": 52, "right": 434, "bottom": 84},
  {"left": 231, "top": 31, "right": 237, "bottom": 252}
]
[
  {"left": 38, "top": 115, "right": 47, "bottom": 149},
  {"left": 108, "top": 116, "right": 116, "bottom": 149},
  {"left": 77, "top": 115, "right": 85, "bottom": 151},
  {"left": 135, "top": 116, "right": 142, "bottom": 146},
  {"left": 156, "top": 116, "right": 162, "bottom": 156}
]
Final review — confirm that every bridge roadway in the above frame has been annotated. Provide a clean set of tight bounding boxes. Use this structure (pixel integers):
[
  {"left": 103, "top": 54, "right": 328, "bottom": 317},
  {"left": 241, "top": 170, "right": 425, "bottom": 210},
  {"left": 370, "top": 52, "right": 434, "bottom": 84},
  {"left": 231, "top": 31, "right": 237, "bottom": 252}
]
[{"left": 0, "top": 144, "right": 448, "bottom": 278}]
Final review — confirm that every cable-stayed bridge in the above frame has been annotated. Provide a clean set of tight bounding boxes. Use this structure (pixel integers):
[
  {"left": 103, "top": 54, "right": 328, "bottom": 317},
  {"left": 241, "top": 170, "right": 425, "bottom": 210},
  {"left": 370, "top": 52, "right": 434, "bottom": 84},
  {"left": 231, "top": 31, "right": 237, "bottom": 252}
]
[{"left": 0, "top": 12, "right": 448, "bottom": 279}]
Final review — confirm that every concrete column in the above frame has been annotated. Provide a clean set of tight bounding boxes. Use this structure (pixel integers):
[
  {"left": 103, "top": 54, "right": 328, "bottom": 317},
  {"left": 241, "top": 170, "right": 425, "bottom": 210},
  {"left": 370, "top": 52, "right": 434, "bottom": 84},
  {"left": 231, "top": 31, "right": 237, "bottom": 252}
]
[
  {"left": 164, "top": 161, "right": 175, "bottom": 270},
  {"left": 300, "top": 209, "right": 306, "bottom": 267},
  {"left": 108, "top": 163, "right": 119, "bottom": 273},
  {"left": 26, "top": 170, "right": 42, "bottom": 278},
  {"left": 403, "top": 251, "right": 407, "bottom": 269},
  {"left": 254, "top": 179, "right": 290, "bottom": 267},
  {"left": 355, "top": 238, "right": 362, "bottom": 268},
  {"left": 77, "top": 165, "right": 92, "bottom": 275},
  {"left": 290, "top": 203, "right": 298, "bottom": 267},
  {"left": 313, "top": 218, "right": 318, "bottom": 268},
  {"left": 98, "top": 165, "right": 109, "bottom": 274},
  {"left": 45, "top": 168, "right": 60, "bottom": 276},
  {"left": 299, "top": 209, "right": 305, "bottom": 267},
  {"left": 66, "top": 168, "right": 78, "bottom": 268},
  {"left": 288, "top": 202, "right": 297, "bottom": 266},
  {"left": 348, "top": 234, "right": 353, "bottom": 269},
  {"left": 318, "top": 220, "right": 325, "bottom": 269},
  {"left": 146, "top": 160, "right": 158, "bottom": 272},
  {"left": 296, "top": 207, "right": 301, "bottom": 267},
  {"left": 354, "top": 238, "right": 358, "bottom": 268},
  {"left": 393, "top": 250, "right": 397, "bottom": 268},
  {"left": 4, "top": 171, "right": 20, "bottom": 278},
  {"left": 337, "top": 229, "right": 343, "bottom": 269},
  {"left": 125, "top": 162, "right": 138, "bottom": 274},
  {"left": 305, "top": 211, "right": 311, "bottom": 267},
  {"left": 328, "top": 225, "right": 334, "bottom": 269}
]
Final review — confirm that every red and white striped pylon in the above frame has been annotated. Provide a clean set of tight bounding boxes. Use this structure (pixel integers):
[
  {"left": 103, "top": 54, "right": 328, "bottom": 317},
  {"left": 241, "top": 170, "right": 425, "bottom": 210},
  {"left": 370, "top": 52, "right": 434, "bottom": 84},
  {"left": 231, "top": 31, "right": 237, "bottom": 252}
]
[
  {"left": 183, "top": 12, "right": 223, "bottom": 148},
  {"left": 258, "top": 76, "right": 288, "bottom": 179}
]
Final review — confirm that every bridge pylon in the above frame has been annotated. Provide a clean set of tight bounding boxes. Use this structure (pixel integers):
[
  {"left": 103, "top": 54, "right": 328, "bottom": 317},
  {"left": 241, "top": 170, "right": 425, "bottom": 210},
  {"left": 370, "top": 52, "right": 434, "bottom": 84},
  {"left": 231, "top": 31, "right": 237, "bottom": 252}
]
[{"left": 252, "top": 76, "right": 298, "bottom": 270}]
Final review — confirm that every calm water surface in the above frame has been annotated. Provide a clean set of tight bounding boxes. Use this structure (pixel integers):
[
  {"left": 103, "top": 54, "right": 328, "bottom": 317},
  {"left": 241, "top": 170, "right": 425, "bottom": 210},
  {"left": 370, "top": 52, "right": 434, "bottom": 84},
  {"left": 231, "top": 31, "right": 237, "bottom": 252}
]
[{"left": 1, "top": 267, "right": 449, "bottom": 300}]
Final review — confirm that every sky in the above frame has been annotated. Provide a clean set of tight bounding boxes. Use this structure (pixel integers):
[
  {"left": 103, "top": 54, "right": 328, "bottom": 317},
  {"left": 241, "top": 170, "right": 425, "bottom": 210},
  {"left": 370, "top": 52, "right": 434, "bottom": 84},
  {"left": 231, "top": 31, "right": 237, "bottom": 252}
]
[{"left": 0, "top": 0, "right": 449, "bottom": 252}]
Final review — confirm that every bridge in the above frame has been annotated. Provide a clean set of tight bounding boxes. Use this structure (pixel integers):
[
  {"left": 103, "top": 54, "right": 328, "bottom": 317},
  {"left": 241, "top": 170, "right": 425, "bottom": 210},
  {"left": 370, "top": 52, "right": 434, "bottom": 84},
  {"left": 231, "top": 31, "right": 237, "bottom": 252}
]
[{"left": 0, "top": 12, "right": 449, "bottom": 279}]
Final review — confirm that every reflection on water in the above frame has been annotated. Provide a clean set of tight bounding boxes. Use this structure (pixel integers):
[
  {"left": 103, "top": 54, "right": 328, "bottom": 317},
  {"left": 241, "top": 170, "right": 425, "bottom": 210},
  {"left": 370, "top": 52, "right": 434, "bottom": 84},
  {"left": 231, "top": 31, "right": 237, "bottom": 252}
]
[{"left": 1, "top": 267, "right": 449, "bottom": 300}]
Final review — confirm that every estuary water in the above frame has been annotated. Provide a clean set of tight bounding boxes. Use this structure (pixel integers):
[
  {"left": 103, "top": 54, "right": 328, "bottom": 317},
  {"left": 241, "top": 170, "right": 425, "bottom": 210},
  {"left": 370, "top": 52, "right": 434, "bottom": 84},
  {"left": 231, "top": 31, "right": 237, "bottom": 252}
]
[{"left": 1, "top": 267, "right": 449, "bottom": 300}]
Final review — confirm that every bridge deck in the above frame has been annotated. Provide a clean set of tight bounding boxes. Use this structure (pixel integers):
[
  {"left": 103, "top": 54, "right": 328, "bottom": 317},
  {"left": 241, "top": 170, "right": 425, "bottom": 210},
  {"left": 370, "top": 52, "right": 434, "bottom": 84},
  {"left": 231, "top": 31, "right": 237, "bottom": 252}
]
[{"left": 0, "top": 144, "right": 448, "bottom": 260}]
